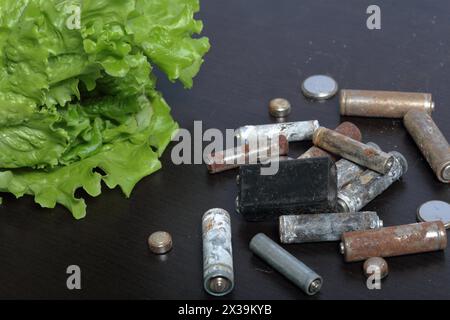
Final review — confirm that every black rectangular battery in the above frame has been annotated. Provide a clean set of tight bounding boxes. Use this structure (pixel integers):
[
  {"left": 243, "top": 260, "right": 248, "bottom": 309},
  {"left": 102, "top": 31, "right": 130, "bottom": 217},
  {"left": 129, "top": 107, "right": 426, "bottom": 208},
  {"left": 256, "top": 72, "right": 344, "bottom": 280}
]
[{"left": 236, "top": 157, "right": 337, "bottom": 221}]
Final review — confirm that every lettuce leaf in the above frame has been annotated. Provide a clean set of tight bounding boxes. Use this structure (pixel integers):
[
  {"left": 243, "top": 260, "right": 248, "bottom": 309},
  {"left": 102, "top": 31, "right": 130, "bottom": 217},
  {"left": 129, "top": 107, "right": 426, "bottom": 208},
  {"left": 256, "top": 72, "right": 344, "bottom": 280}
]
[{"left": 0, "top": 0, "right": 208, "bottom": 218}]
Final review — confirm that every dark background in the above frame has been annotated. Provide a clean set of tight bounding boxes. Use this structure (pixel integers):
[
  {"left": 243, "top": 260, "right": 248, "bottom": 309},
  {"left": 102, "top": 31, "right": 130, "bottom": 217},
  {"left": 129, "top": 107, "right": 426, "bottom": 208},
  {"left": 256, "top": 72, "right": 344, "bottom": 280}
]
[{"left": 1, "top": 0, "right": 449, "bottom": 300}]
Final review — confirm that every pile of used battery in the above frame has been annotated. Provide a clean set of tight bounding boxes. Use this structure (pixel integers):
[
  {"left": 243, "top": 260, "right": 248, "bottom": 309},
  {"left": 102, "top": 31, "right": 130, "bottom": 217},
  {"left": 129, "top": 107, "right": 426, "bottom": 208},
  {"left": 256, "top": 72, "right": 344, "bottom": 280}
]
[
  {"left": 203, "top": 85, "right": 450, "bottom": 296},
  {"left": 199, "top": 86, "right": 449, "bottom": 296}
]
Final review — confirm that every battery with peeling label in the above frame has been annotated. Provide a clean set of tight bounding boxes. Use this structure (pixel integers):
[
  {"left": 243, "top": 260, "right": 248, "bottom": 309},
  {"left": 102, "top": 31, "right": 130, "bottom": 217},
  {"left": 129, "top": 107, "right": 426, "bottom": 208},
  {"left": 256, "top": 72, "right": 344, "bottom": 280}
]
[
  {"left": 236, "top": 157, "right": 337, "bottom": 221},
  {"left": 279, "top": 211, "right": 383, "bottom": 244}
]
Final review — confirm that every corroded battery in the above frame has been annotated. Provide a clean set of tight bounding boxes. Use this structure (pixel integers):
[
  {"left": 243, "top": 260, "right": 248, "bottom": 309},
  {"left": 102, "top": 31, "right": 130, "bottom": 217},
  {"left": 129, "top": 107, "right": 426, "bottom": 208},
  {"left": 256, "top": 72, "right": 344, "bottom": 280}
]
[
  {"left": 404, "top": 110, "right": 450, "bottom": 183},
  {"left": 313, "top": 127, "right": 395, "bottom": 174},
  {"left": 337, "top": 151, "right": 408, "bottom": 213},
  {"left": 206, "top": 135, "right": 289, "bottom": 174},
  {"left": 279, "top": 212, "right": 383, "bottom": 244},
  {"left": 336, "top": 142, "right": 380, "bottom": 189},
  {"left": 340, "top": 221, "right": 448, "bottom": 262},
  {"left": 298, "top": 122, "right": 362, "bottom": 161},
  {"left": 236, "top": 157, "right": 337, "bottom": 221},
  {"left": 202, "top": 208, "right": 234, "bottom": 296},
  {"left": 340, "top": 89, "right": 434, "bottom": 118},
  {"left": 235, "top": 120, "right": 319, "bottom": 143},
  {"left": 250, "top": 233, "right": 323, "bottom": 295}
]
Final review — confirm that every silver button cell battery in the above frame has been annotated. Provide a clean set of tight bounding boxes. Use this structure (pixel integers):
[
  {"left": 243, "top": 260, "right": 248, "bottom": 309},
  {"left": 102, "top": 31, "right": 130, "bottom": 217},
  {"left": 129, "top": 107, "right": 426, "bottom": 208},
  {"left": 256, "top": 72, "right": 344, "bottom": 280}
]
[
  {"left": 417, "top": 200, "right": 450, "bottom": 229},
  {"left": 148, "top": 231, "right": 173, "bottom": 255},
  {"left": 301, "top": 75, "right": 338, "bottom": 100},
  {"left": 269, "top": 98, "right": 291, "bottom": 118},
  {"left": 363, "top": 257, "right": 389, "bottom": 279}
]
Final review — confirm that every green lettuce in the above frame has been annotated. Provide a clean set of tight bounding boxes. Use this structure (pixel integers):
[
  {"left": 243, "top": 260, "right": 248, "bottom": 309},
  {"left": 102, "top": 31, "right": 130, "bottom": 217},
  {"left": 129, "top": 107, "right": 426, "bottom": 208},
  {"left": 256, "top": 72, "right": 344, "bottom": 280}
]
[{"left": 0, "top": 0, "right": 210, "bottom": 219}]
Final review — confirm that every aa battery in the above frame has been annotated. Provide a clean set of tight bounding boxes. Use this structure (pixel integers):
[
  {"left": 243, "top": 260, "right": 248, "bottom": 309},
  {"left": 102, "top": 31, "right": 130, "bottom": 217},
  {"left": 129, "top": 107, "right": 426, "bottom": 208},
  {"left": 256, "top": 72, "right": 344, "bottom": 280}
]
[
  {"left": 336, "top": 142, "right": 380, "bottom": 189},
  {"left": 340, "top": 221, "right": 448, "bottom": 262},
  {"left": 236, "top": 157, "right": 337, "bottom": 221},
  {"left": 235, "top": 120, "right": 319, "bottom": 143},
  {"left": 250, "top": 233, "right": 323, "bottom": 295},
  {"left": 313, "top": 127, "right": 395, "bottom": 174},
  {"left": 299, "top": 122, "right": 362, "bottom": 161},
  {"left": 340, "top": 89, "right": 434, "bottom": 118},
  {"left": 279, "top": 212, "right": 383, "bottom": 244},
  {"left": 206, "top": 135, "right": 289, "bottom": 174},
  {"left": 202, "top": 208, "right": 234, "bottom": 296},
  {"left": 337, "top": 151, "right": 408, "bottom": 213},
  {"left": 404, "top": 110, "right": 450, "bottom": 183}
]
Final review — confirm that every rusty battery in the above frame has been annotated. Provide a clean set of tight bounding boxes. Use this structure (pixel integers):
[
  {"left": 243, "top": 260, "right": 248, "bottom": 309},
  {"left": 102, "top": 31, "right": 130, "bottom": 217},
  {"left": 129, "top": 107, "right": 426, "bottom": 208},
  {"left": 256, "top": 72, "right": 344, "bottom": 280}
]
[
  {"left": 404, "top": 110, "right": 450, "bottom": 183},
  {"left": 340, "top": 221, "right": 448, "bottom": 262},
  {"left": 313, "top": 127, "right": 395, "bottom": 174},
  {"left": 206, "top": 135, "right": 289, "bottom": 174},
  {"left": 340, "top": 89, "right": 434, "bottom": 118},
  {"left": 235, "top": 120, "right": 319, "bottom": 143},
  {"left": 202, "top": 209, "right": 234, "bottom": 296},
  {"left": 298, "top": 122, "right": 362, "bottom": 161},
  {"left": 337, "top": 151, "right": 408, "bottom": 213},
  {"left": 336, "top": 142, "right": 380, "bottom": 189},
  {"left": 279, "top": 212, "right": 382, "bottom": 244}
]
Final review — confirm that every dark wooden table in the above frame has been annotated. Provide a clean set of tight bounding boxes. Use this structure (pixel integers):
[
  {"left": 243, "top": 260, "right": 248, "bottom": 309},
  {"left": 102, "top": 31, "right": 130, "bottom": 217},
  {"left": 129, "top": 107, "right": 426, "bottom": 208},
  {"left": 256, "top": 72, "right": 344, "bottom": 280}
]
[{"left": 1, "top": 0, "right": 449, "bottom": 300}]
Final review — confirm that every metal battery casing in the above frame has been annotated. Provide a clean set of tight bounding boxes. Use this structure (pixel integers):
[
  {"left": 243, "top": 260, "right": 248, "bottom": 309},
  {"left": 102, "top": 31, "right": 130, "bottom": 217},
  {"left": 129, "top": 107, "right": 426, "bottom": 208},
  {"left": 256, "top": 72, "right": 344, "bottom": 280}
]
[
  {"left": 279, "top": 212, "right": 382, "bottom": 244},
  {"left": 340, "top": 221, "right": 448, "bottom": 262},
  {"left": 417, "top": 200, "right": 450, "bottom": 228},
  {"left": 298, "top": 122, "right": 362, "bottom": 161},
  {"left": 404, "top": 110, "right": 450, "bottom": 183},
  {"left": 269, "top": 98, "right": 292, "bottom": 118},
  {"left": 148, "top": 231, "right": 173, "bottom": 254},
  {"left": 337, "top": 151, "right": 408, "bottom": 213},
  {"left": 302, "top": 75, "right": 339, "bottom": 100},
  {"left": 235, "top": 120, "right": 319, "bottom": 143},
  {"left": 202, "top": 208, "right": 234, "bottom": 296},
  {"left": 250, "top": 233, "right": 323, "bottom": 295},
  {"left": 206, "top": 135, "right": 289, "bottom": 174},
  {"left": 336, "top": 142, "right": 380, "bottom": 189},
  {"left": 313, "top": 127, "right": 395, "bottom": 174},
  {"left": 363, "top": 257, "right": 389, "bottom": 279},
  {"left": 236, "top": 157, "right": 337, "bottom": 221},
  {"left": 340, "top": 89, "right": 434, "bottom": 118}
]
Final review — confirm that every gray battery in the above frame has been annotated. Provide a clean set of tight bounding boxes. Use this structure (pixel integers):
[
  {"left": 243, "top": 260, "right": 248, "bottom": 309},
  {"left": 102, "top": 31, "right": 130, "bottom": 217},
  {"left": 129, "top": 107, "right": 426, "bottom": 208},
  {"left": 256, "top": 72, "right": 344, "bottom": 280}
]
[
  {"left": 337, "top": 151, "right": 408, "bottom": 213},
  {"left": 202, "top": 208, "right": 234, "bottom": 296},
  {"left": 235, "top": 120, "right": 319, "bottom": 143},
  {"left": 279, "top": 212, "right": 383, "bottom": 244},
  {"left": 249, "top": 233, "right": 323, "bottom": 295},
  {"left": 336, "top": 142, "right": 381, "bottom": 189}
]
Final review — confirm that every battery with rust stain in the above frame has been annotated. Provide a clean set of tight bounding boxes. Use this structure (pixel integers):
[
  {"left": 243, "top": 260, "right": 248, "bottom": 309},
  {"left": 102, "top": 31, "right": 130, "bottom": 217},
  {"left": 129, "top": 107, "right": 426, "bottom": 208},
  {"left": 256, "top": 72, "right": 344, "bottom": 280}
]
[
  {"left": 404, "top": 110, "right": 450, "bottom": 183},
  {"left": 336, "top": 142, "right": 380, "bottom": 189},
  {"left": 299, "top": 122, "right": 362, "bottom": 161},
  {"left": 313, "top": 127, "right": 395, "bottom": 174},
  {"left": 206, "top": 135, "right": 289, "bottom": 174},
  {"left": 340, "top": 221, "right": 448, "bottom": 262},
  {"left": 340, "top": 89, "right": 434, "bottom": 118},
  {"left": 337, "top": 151, "right": 408, "bottom": 213}
]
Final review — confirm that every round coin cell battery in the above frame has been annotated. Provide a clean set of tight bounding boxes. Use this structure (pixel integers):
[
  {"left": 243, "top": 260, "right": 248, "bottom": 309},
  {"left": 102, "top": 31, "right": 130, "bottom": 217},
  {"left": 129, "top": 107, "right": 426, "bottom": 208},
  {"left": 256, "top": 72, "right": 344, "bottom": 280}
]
[
  {"left": 301, "top": 75, "right": 338, "bottom": 100},
  {"left": 417, "top": 200, "right": 450, "bottom": 229}
]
